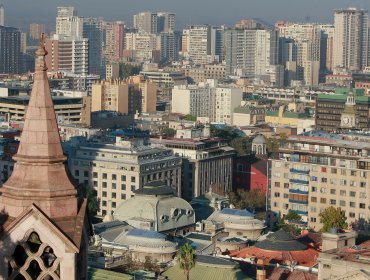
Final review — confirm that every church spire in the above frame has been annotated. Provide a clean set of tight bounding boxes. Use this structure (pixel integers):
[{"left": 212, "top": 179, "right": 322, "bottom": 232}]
[{"left": 0, "top": 33, "right": 78, "bottom": 219}]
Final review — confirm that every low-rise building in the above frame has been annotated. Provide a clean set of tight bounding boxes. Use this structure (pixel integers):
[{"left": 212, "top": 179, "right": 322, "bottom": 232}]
[{"left": 68, "top": 137, "right": 182, "bottom": 216}]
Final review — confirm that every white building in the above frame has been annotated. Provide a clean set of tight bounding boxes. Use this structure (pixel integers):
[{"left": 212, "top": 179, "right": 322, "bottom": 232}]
[
  {"left": 213, "top": 86, "right": 243, "bottom": 125},
  {"left": 188, "top": 25, "right": 212, "bottom": 65},
  {"left": 56, "top": 6, "right": 83, "bottom": 38},
  {"left": 171, "top": 84, "right": 210, "bottom": 117},
  {"left": 333, "top": 8, "right": 369, "bottom": 71},
  {"left": 68, "top": 137, "right": 182, "bottom": 217}
]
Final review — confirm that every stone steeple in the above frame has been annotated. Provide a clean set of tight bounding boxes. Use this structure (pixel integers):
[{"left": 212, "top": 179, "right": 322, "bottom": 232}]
[{"left": 0, "top": 34, "right": 78, "bottom": 219}]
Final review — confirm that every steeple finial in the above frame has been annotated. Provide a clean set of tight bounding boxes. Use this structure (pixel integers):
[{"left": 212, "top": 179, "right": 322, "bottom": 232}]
[{"left": 35, "top": 33, "right": 48, "bottom": 72}]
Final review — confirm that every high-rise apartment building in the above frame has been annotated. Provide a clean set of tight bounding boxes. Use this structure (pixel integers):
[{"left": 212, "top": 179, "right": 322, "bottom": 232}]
[
  {"left": 45, "top": 35, "right": 89, "bottom": 75},
  {"left": 124, "top": 32, "right": 160, "bottom": 62},
  {"left": 268, "top": 132, "right": 370, "bottom": 231},
  {"left": 83, "top": 18, "right": 102, "bottom": 75},
  {"left": 56, "top": 6, "right": 83, "bottom": 38},
  {"left": 319, "top": 24, "right": 335, "bottom": 73},
  {"left": 213, "top": 86, "right": 243, "bottom": 125},
  {"left": 92, "top": 79, "right": 157, "bottom": 114},
  {"left": 69, "top": 137, "right": 182, "bottom": 216},
  {"left": 133, "top": 12, "right": 175, "bottom": 34},
  {"left": 210, "top": 26, "right": 225, "bottom": 62},
  {"left": 225, "top": 28, "right": 278, "bottom": 77},
  {"left": 102, "top": 21, "right": 124, "bottom": 63},
  {"left": 333, "top": 8, "right": 369, "bottom": 71},
  {"left": 277, "top": 22, "right": 322, "bottom": 86},
  {"left": 0, "top": 26, "right": 21, "bottom": 74},
  {"left": 188, "top": 25, "right": 211, "bottom": 65},
  {"left": 29, "top": 23, "right": 45, "bottom": 40},
  {"left": 0, "top": 4, "right": 4, "bottom": 26}
]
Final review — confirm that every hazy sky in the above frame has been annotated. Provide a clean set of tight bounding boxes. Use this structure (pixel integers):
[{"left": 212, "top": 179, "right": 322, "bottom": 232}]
[{"left": 2, "top": 0, "right": 370, "bottom": 31}]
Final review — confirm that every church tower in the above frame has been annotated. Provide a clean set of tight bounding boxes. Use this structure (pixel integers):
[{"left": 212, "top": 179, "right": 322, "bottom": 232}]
[
  {"left": 340, "top": 90, "right": 358, "bottom": 129},
  {"left": 0, "top": 35, "right": 88, "bottom": 280}
]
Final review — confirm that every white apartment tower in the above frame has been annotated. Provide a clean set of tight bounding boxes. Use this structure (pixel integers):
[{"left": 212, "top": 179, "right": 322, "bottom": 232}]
[
  {"left": 333, "top": 8, "right": 369, "bottom": 71},
  {"left": 0, "top": 4, "right": 4, "bottom": 26},
  {"left": 188, "top": 25, "right": 211, "bottom": 65},
  {"left": 56, "top": 6, "right": 83, "bottom": 38}
]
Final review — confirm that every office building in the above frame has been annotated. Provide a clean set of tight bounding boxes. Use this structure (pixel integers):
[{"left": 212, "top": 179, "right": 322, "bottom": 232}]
[
  {"left": 0, "top": 38, "right": 88, "bottom": 279},
  {"left": 269, "top": 131, "right": 370, "bottom": 231},
  {"left": 69, "top": 137, "right": 182, "bottom": 216},
  {"left": 157, "top": 12, "right": 175, "bottom": 33},
  {"left": 151, "top": 137, "right": 235, "bottom": 199},
  {"left": 83, "top": 18, "right": 102, "bottom": 75},
  {"left": 0, "top": 26, "right": 21, "bottom": 74},
  {"left": 29, "top": 23, "right": 45, "bottom": 40},
  {"left": 45, "top": 35, "right": 89, "bottom": 75},
  {"left": 133, "top": 11, "right": 175, "bottom": 34},
  {"left": 333, "top": 8, "right": 369, "bottom": 71},
  {"left": 315, "top": 88, "right": 370, "bottom": 132}
]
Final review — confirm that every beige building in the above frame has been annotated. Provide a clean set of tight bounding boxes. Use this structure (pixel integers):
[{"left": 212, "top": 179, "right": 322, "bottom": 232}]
[
  {"left": 233, "top": 105, "right": 265, "bottom": 126},
  {"left": 318, "top": 230, "right": 370, "bottom": 280},
  {"left": 29, "top": 23, "right": 45, "bottom": 39},
  {"left": 105, "top": 64, "right": 119, "bottom": 79},
  {"left": 269, "top": 132, "right": 370, "bottom": 231},
  {"left": 69, "top": 137, "right": 182, "bottom": 217},
  {"left": 92, "top": 79, "right": 156, "bottom": 114}
]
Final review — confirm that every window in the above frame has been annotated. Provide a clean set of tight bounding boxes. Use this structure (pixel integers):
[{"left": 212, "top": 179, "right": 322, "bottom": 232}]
[
  {"left": 331, "top": 168, "right": 337, "bottom": 174},
  {"left": 360, "top": 192, "right": 366, "bottom": 199},
  {"left": 311, "top": 176, "right": 318, "bottom": 182},
  {"left": 340, "top": 200, "right": 346, "bottom": 207},
  {"left": 102, "top": 182, "right": 107, "bottom": 188},
  {"left": 350, "top": 170, "right": 357, "bottom": 176},
  {"left": 321, "top": 178, "right": 327, "bottom": 183},
  {"left": 360, "top": 203, "right": 366, "bottom": 209},
  {"left": 93, "top": 172, "right": 98, "bottom": 178},
  {"left": 341, "top": 170, "right": 346, "bottom": 176},
  {"left": 330, "top": 199, "right": 336, "bottom": 205},
  {"left": 131, "top": 176, "right": 136, "bottom": 183},
  {"left": 310, "top": 217, "right": 317, "bottom": 222},
  {"left": 131, "top": 185, "right": 136, "bottom": 191},
  {"left": 102, "top": 201, "right": 107, "bottom": 207},
  {"left": 102, "top": 191, "right": 107, "bottom": 198},
  {"left": 321, "top": 167, "right": 327, "bottom": 172},
  {"left": 360, "top": 182, "right": 367, "bottom": 188},
  {"left": 350, "top": 191, "right": 356, "bottom": 197},
  {"left": 274, "top": 192, "right": 280, "bottom": 197},
  {"left": 349, "top": 212, "right": 355, "bottom": 218},
  {"left": 311, "top": 207, "right": 317, "bottom": 212},
  {"left": 121, "top": 175, "right": 126, "bottom": 181},
  {"left": 350, "top": 202, "right": 355, "bottom": 208},
  {"left": 320, "top": 198, "right": 327, "bottom": 204},
  {"left": 311, "top": 197, "right": 317, "bottom": 202},
  {"left": 274, "top": 182, "right": 280, "bottom": 188},
  {"left": 323, "top": 264, "right": 331, "bottom": 269},
  {"left": 102, "top": 173, "right": 107, "bottom": 179},
  {"left": 93, "top": 181, "right": 97, "bottom": 187},
  {"left": 112, "top": 202, "right": 116, "bottom": 208},
  {"left": 121, "top": 194, "right": 126, "bottom": 200},
  {"left": 112, "top": 183, "right": 116, "bottom": 190},
  {"left": 84, "top": 171, "right": 89, "bottom": 178},
  {"left": 311, "top": 187, "right": 317, "bottom": 192},
  {"left": 74, "top": 170, "right": 79, "bottom": 176},
  {"left": 284, "top": 183, "right": 289, "bottom": 189},
  {"left": 112, "top": 174, "right": 117, "bottom": 180},
  {"left": 121, "top": 184, "right": 126, "bottom": 190},
  {"left": 330, "top": 189, "right": 336, "bottom": 195},
  {"left": 112, "top": 193, "right": 116, "bottom": 199},
  {"left": 340, "top": 190, "right": 346, "bottom": 196},
  {"left": 283, "top": 194, "right": 289, "bottom": 199}
]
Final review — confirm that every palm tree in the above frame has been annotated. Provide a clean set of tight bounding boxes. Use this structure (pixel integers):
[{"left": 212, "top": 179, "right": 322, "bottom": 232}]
[{"left": 177, "top": 243, "right": 196, "bottom": 280}]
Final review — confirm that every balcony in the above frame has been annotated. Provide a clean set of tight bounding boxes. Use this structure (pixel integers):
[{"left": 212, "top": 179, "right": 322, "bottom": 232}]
[
  {"left": 291, "top": 210, "right": 308, "bottom": 215},
  {"left": 289, "top": 179, "right": 309, "bottom": 185},
  {"left": 289, "top": 189, "right": 309, "bottom": 195},
  {"left": 288, "top": 199, "right": 308, "bottom": 205},
  {"left": 290, "top": 168, "right": 310, "bottom": 174}
]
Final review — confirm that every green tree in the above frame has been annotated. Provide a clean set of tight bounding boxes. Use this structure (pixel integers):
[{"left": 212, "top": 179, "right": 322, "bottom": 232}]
[
  {"left": 210, "top": 125, "right": 239, "bottom": 141},
  {"left": 177, "top": 243, "right": 196, "bottom": 280},
  {"left": 228, "top": 189, "right": 266, "bottom": 211},
  {"left": 319, "top": 206, "right": 348, "bottom": 232},
  {"left": 283, "top": 210, "right": 302, "bottom": 222},
  {"left": 119, "top": 63, "right": 141, "bottom": 79},
  {"left": 77, "top": 184, "right": 100, "bottom": 219},
  {"left": 229, "top": 137, "right": 252, "bottom": 156},
  {"left": 266, "top": 133, "right": 288, "bottom": 154},
  {"left": 161, "top": 128, "right": 176, "bottom": 137},
  {"left": 184, "top": 114, "right": 197, "bottom": 122}
]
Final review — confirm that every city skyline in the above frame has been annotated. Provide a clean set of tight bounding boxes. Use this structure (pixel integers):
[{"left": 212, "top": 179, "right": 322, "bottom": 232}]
[{"left": 2, "top": 0, "right": 370, "bottom": 30}]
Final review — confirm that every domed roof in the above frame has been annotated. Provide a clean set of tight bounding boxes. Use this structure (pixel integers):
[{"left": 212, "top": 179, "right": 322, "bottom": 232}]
[
  {"left": 114, "top": 182, "right": 195, "bottom": 232},
  {"left": 255, "top": 229, "right": 307, "bottom": 251},
  {"left": 252, "top": 134, "right": 266, "bottom": 144}
]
